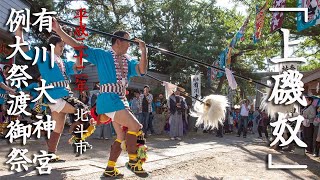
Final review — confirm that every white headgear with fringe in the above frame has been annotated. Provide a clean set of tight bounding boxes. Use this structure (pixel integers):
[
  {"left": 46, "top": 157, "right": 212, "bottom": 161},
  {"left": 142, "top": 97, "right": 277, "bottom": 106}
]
[{"left": 190, "top": 95, "right": 229, "bottom": 130}]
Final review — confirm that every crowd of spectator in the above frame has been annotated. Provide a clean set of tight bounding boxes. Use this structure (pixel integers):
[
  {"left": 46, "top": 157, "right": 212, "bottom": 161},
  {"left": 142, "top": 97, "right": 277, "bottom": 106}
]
[
  {"left": 222, "top": 96, "right": 320, "bottom": 157},
  {"left": 128, "top": 85, "right": 189, "bottom": 140},
  {"left": 78, "top": 83, "right": 320, "bottom": 158}
]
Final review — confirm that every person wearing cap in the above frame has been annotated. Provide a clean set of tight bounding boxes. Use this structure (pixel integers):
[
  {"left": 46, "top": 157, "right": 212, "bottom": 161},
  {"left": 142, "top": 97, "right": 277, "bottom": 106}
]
[
  {"left": 51, "top": 18, "right": 149, "bottom": 177},
  {"left": 138, "top": 85, "right": 153, "bottom": 136}
]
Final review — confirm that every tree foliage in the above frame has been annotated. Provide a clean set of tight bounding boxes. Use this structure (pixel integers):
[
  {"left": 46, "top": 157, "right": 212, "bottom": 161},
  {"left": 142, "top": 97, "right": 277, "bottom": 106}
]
[
  {"left": 27, "top": 0, "right": 55, "bottom": 47},
  {"left": 29, "top": 0, "right": 319, "bottom": 99},
  {"left": 132, "top": 0, "right": 228, "bottom": 90},
  {"left": 232, "top": 0, "right": 320, "bottom": 71}
]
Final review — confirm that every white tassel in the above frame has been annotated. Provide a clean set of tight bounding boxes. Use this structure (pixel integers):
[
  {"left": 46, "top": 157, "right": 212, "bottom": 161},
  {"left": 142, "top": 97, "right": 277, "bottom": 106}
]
[
  {"left": 259, "top": 88, "right": 294, "bottom": 119},
  {"left": 190, "top": 95, "right": 229, "bottom": 130}
]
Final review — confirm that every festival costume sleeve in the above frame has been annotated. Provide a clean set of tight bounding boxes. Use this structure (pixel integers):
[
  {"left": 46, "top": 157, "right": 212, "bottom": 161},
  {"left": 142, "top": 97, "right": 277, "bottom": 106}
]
[
  {"left": 127, "top": 59, "right": 140, "bottom": 78},
  {"left": 23, "top": 83, "right": 37, "bottom": 92},
  {"left": 77, "top": 46, "right": 133, "bottom": 114},
  {"left": 0, "top": 75, "right": 3, "bottom": 83},
  {"left": 75, "top": 44, "right": 103, "bottom": 65},
  {"left": 63, "top": 60, "right": 80, "bottom": 76},
  {"left": 25, "top": 48, "right": 71, "bottom": 100},
  {"left": 25, "top": 49, "right": 36, "bottom": 60},
  {"left": 23, "top": 83, "right": 39, "bottom": 109},
  {"left": 23, "top": 83, "right": 38, "bottom": 101}
]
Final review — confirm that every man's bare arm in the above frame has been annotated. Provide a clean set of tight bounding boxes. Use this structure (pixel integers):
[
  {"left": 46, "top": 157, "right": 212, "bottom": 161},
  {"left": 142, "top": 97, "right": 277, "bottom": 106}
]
[
  {"left": 134, "top": 38, "right": 147, "bottom": 74},
  {"left": 52, "top": 18, "right": 83, "bottom": 68}
]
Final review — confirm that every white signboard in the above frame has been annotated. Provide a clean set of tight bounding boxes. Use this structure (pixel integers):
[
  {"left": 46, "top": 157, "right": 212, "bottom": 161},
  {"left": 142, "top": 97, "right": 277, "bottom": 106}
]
[{"left": 191, "top": 74, "right": 201, "bottom": 105}]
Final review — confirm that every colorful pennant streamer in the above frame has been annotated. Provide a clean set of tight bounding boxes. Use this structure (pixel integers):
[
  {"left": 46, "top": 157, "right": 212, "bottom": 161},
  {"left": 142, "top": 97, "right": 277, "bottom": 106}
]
[
  {"left": 270, "top": 0, "right": 286, "bottom": 33},
  {"left": 297, "top": 0, "right": 320, "bottom": 31},
  {"left": 217, "top": 48, "right": 228, "bottom": 78},
  {"left": 254, "top": 2, "right": 268, "bottom": 43},
  {"left": 237, "top": 15, "right": 251, "bottom": 42}
]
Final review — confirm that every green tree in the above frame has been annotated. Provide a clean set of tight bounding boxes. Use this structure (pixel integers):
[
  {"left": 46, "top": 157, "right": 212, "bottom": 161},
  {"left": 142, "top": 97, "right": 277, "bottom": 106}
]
[
  {"left": 132, "top": 0, "right": 233, "bottom": 94},
  {"left": 225, "top": 0, "right": 320, "bottom": 100},
  {"left": 27, "top": 0, "right": 55, "bottom": 47},
  {"left": 52, "top": 0, "right": 280, "bottom": 98},
  {"left": 231, "top": 0, "right": 320, "bottom": 71}
]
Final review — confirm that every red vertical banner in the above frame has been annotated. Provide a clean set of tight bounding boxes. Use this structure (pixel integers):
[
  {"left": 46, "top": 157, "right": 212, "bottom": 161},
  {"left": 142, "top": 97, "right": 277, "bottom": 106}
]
[
  {"left": 270, "top": 0, "right": 286, "bottom": 33},
  {"left": 254, "top": 2, "right": 268, "bottom": 43}
]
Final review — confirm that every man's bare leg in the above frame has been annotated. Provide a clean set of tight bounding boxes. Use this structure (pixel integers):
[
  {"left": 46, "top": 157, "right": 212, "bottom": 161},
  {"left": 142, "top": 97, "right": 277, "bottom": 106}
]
[
  {"left": 104, "top": 121, "right": 125, "bottom": 177},
  {"left": 60, "top": 102, "right": 77, "bottom": 114},
  {"left": 47, "top": 111, "right": 66, "bottom": 155},
  {"left": 113, "top": 109, "right": 141, "bottom": 162},
  {"left": 113, "top": 109, "right": 141, "bottom": 131},
  {"left": 47, "top": 102, "right": 76, "bottom": 162},
  {"left": 113, "top": 109, "right": 148, "bottom": 177}
]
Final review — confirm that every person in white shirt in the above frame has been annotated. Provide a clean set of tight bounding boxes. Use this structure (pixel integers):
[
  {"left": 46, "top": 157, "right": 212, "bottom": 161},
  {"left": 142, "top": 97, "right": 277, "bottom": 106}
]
[{"left": 237, "top": 99, "right": 250, "bottom": 138}]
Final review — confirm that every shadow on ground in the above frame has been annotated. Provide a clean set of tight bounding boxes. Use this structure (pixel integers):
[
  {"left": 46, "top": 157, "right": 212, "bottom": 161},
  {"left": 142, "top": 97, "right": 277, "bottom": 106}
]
[{"left": 0, "top": 166, "right": 80, "bottom": 180}]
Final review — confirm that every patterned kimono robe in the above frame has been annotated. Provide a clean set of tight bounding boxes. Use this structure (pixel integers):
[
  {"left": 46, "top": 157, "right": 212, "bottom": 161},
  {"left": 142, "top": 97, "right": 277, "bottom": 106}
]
[{"left": 168, "top": 94, "right": 186, "bottom": 138}]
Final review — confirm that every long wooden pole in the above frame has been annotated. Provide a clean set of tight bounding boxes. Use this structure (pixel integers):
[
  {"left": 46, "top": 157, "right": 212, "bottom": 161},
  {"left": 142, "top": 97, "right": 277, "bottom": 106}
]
[{"left": 58, "top": 20, "right": 271, "bottom": 88}]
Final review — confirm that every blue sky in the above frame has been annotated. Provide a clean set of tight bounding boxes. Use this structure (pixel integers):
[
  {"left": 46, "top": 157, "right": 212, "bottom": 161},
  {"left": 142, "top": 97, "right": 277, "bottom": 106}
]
[{"left": 215, "top": 0, "right": 248, "bottom": 15}]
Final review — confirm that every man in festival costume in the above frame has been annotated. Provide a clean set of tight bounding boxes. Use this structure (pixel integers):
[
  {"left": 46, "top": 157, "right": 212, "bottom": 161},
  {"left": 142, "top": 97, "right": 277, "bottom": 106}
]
[
  {"left": 51, "top": 18, "right": 149, "bottom": 177},
  {"left": 16, "top": 25, "right": 93, "bottom": 162}
]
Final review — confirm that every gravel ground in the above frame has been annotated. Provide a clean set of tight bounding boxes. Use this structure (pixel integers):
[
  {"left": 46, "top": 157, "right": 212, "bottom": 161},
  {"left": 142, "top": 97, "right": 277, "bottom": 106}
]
[{"left": 0, "top": 128, "right": 319, "bottom": 180}]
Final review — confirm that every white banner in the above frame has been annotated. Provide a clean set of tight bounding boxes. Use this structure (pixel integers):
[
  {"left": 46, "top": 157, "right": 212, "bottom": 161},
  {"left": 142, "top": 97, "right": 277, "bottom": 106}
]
[
  {"left": 191, "top": 74, "right": 201, "bottom": 105},
  {"left": 225, "top": 68, "right": 237, "bottom": 90},
  {"left": 162, "top": 81, "right": 178, "bottom": 100}
]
